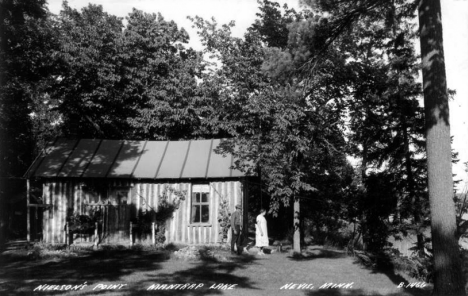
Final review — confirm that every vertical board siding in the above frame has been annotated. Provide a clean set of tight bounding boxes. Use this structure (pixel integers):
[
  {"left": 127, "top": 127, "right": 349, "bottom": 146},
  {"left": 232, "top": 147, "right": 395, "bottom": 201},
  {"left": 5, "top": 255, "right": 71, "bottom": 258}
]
[
  {"left": 169, "top": 184, "right": 176, "bottom": 242},
  {"left": 53, "top": 182, "right": 59, "bottom": 243},
  {"left": 61, "top": 182, "right": 67, "bottom": 243},
  {"left": 49, "top": 182, "right": 54, "bottom": 243},
  {"left": 209, "top": 183, "right": 214, "bottom": 243},
  {"left": 208, "top": 181, "right": 243, "bottom": 244},
  {"left": 211, "top": 183, "right": 219, "bottom": 243},
  {"left": 40, "top": 179, "right": 244, "bottom": 245},
  {"left": 73, "top": 183, "right": 79, "bottom": 216},
  {"left": 186, "top": 183, "right": 192, "bottom": 244},
  {"left": 51, "top": 182, "right": 56, "bottom": 243},
  {"left": 43, "top": 183, "right": 50, "bottom": 243},
  {"left": 177, "top": 185, "right": 183, "bottom": 242}
]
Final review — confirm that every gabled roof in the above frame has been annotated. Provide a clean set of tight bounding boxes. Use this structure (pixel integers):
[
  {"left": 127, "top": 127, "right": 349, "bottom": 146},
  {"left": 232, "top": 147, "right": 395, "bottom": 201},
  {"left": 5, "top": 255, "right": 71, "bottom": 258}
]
[{"left": 25, "top": 139, "right": 245, "bottom": 179}]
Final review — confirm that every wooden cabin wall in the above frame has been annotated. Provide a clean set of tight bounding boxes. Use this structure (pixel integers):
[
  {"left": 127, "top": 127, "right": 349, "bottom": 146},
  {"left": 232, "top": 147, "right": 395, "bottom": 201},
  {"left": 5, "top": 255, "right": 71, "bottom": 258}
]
[
  {"left": 40, "top": 179, "right": 245, "bottom": 244},
  {"left": 133, "top": 181, "right": 243, "bottom": 244},
  {"left": 42, "top": 180, "right": 130, "bottom": 243},
  {"left": 130, "top": 182, "right": 191, "bottom": 244},
  {"left": 42, "top": 181, "right": 81, "bottom": 243}
]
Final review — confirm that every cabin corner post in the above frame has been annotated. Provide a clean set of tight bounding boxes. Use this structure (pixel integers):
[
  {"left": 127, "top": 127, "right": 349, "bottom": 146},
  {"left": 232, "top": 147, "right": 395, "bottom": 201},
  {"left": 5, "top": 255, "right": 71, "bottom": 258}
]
[
  {"left": 27, "top": 179, "right": 30, "bottom": 242},
  {"left": 242, "top": 178, "right": 249, "bottom": 234}
]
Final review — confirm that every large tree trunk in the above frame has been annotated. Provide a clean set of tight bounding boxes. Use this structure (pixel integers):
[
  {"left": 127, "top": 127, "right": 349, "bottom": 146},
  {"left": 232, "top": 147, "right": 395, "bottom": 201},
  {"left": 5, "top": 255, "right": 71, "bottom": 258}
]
[
  {"left": 293, "top": 195, "right": 300, "bottom": 252},
  {"left": 390, "top": 0, "right": 425, "bottom": 256},
  {"left": 0, "top": 195, "right": 5, "bottom": 249},
  {"left": 417, "top": 1, "right": 466, "bottom": 295}
]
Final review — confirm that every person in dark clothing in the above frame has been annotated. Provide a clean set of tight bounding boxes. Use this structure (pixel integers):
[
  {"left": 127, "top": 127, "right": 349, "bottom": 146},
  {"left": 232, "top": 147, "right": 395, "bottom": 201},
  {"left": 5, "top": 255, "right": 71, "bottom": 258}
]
[{"left": 231, "top": 204, "right": 243, "bottom": 255}]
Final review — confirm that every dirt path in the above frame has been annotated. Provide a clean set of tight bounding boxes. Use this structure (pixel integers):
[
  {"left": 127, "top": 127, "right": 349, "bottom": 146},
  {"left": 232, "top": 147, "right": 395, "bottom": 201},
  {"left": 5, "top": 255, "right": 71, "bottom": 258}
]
[{"left": 0, "top": 246, "right": 432, "bottom": 296}]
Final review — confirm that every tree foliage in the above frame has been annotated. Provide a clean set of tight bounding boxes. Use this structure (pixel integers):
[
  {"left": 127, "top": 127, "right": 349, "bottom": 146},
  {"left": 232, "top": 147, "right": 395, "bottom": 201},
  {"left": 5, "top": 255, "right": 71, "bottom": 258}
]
[
  {"left": 191, "top": 4, "right": 348, "bottom": 214},
  {"left": 3, "top": 3, "right": 465, "bottom": 292},
  {"left": 0, "top": 0, "right": 59, "bottom": 177},
  {"left": 53, "top": 4, "right": 207, "bottom": 140},
  {"left": 0, "top": 0, "right": 61, "bottom": 244}
]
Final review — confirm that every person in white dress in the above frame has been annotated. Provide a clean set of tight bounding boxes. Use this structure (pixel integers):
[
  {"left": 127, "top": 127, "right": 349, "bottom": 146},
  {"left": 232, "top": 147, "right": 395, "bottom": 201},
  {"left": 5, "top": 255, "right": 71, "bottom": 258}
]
[{"left": 255, "top": 208, "right": 269, "bottom": 255}]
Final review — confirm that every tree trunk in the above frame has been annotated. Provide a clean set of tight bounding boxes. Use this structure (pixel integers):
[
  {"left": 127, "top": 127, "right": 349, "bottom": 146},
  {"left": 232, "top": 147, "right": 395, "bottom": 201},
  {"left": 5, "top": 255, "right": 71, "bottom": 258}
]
[
  {"left": 417, "top": 1, "right": 466, "bottom": 295},
  {"left": 293, "top": 195, "right": 301, "bottom": 252},
  {"left": 400, "top": 101, "right": 425, "bottom": 255},
  {"left": 390, "top": 0, "right": 425, "bottom": 256},
  {"left": 0, "top": 195, "right": 5, "bottom": 249}
]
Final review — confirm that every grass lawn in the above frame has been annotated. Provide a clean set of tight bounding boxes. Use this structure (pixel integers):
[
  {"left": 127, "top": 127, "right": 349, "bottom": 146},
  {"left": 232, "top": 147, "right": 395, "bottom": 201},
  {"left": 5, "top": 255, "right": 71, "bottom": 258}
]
[{"left": 0, "top": 244, "right": 433, "bottom": 296}]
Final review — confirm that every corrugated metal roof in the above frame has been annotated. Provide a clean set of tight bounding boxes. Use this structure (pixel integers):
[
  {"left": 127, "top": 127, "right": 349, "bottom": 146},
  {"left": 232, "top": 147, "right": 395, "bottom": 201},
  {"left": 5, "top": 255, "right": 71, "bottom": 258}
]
[{"left": 25, "top": 139, "right": 246, "bottom": 179}]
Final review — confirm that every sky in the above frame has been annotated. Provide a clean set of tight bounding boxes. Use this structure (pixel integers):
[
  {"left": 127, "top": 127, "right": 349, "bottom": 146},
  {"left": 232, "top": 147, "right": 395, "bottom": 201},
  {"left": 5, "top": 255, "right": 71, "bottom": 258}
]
[{"left": 46, "top": 0, "right": 468, "bottom": 191}]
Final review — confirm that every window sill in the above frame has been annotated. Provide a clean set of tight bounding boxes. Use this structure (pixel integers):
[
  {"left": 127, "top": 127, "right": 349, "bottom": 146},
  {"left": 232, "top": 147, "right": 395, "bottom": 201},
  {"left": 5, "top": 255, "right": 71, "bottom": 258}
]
[{"left": 188, "top": 224, "right": 212, "bottom": 227}]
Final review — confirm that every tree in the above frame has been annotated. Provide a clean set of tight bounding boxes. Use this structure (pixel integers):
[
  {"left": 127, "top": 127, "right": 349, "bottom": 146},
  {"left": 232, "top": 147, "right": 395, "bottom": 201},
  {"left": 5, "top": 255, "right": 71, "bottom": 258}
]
[
  {"left": 191, "top": 1, "right": 351, "bottom": 252},
  {"left": 417, "top": 0, "right": 466, "bottom": 294},
  {"left": 254, "top": 0, "right": 427, "bottom": 252},
  {"left": 53, "top": 3, "right": 129, "bottom": 138},
  {"left": 121, "top": 9, "right": 206, "bottom": 140},
  {"left": 305, "top": 0, "right": 465, "bottom": 293},
  {"left": 329, "top": 0, "right": 429, "bottom": 254},
  {"left": 54, "top": 4, "right": 206, "bottom": 140},
  {"left": 0, "top": 0, "right": 59, "bottom": 244}
]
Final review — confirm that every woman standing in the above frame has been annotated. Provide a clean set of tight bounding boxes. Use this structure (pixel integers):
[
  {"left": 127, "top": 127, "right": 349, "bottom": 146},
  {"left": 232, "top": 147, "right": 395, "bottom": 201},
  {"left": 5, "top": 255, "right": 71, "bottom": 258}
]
[{"left": 255, "top": 208, "right": 269, "bottom": 255}]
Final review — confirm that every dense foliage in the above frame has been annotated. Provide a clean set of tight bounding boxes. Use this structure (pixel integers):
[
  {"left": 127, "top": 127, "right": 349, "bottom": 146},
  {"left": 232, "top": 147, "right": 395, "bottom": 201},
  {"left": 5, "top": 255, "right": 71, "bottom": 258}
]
[
  {"left": 1, "top": 0, "right": 426, "bottom": 248},
  {"left": 2, "top": 1, "right": 464, "bottom": 292},
  {"left": 53, "top": 4, "right": 207, "bottom": 140},
  {"left": 134, "top": 187, "right": 186, "bottom": 243}
]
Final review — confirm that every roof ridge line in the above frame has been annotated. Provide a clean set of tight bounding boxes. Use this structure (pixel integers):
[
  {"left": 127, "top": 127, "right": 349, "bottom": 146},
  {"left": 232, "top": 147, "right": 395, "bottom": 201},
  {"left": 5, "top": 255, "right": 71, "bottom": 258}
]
[
  {"left": 154, "top": 141, "right": 170, "bottom": 179},
  {"left": 131, "top": 140, "right": 147, "bottom": 178},
  {"left": 56, "top": 139, "right": 80, "bottom": 178},
  {"left": 179, "top": 140, "right": 192, "bottom": 179},
  {"left": 104, "top": 140, "right": 125, "bottom": 178},
  {"left": 80, "top": 139, "right": 103, "bottom": 178},
  {"left": 205, "top": 139, "right": 214, "bottom": 178},
  {"left": 24, "top": 138, "right": 59, "bottom": 179}
]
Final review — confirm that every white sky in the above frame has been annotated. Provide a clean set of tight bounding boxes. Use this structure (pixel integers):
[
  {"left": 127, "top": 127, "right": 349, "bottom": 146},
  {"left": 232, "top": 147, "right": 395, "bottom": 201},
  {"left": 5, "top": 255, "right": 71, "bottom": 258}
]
[{"left": 46, "top": 0, "right": 468, "bottom": 191}]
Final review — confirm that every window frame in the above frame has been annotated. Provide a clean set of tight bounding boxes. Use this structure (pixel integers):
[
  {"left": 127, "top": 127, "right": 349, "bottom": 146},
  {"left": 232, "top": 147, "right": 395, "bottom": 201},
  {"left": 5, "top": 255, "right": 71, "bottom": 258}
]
[{"left": 190, "top": 184, "right": 211, "bottom": 225}]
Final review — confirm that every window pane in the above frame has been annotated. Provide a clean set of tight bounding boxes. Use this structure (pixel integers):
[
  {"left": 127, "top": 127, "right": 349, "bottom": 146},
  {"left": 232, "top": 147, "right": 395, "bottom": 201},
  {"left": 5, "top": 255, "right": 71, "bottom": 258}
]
[
  {"left": 195, "top": 193, "right": 200, "bottom": 203},
  {"left": 201, "top": 193, "right": 208, "bottom": 203},
  {"left": 201, "top": 205, "right": 209, "bottom": 223},
  {"left": 117, "top": 190, "right": 128, "bottom": 204},
  {"left": 192, "top": 206, "right": 201, "bottom": 223}
]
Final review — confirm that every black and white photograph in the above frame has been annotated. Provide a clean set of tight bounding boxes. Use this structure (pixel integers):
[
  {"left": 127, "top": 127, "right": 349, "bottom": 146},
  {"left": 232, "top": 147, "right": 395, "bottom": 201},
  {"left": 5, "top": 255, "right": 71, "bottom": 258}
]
[{"left": 1, "top": 0, "right": 468, "bottom": 295}]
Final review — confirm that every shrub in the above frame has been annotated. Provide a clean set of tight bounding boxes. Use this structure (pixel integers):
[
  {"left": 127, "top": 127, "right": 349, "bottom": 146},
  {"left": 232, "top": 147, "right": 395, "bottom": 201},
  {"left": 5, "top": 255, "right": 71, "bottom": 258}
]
[
  {"left": 354, "top": 247, "right": 434, "bottom": 283},
  {"left": 134, "top": 187, "right": 186, "bottom": 243},
  {"left": 67, "top": 213, "right": 97, "bottom": 235},
  {"left": 27, "top": 243, "right": 78, "bottom": 260},
  {"left": 392, "top": 253, "right": 433, "bottom": 282},
  {"left": 218, "top": 198, "right": 230, "bottom": 243}
]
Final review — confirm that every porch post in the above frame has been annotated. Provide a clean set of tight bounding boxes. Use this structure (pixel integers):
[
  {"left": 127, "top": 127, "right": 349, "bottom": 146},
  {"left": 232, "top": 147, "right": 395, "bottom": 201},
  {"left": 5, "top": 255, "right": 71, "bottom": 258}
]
[
  {"left": 129, "top": 222, "right": 133, "bottom": 246},
  {"left": 65, "top": 222, "right": 68, "bottom": 245},
  {"left": 94, "top": 222, "right": 98, "bottom": 247},
  {"left": 152, "top": 222, "right": 155, "bottom": 245}
]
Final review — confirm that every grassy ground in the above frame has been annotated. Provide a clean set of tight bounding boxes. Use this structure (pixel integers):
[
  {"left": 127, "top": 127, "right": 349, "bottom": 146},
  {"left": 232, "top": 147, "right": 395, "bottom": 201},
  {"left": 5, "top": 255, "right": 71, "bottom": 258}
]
[{"left": 0, "top": 244, "right": 433, "bottom": 296}]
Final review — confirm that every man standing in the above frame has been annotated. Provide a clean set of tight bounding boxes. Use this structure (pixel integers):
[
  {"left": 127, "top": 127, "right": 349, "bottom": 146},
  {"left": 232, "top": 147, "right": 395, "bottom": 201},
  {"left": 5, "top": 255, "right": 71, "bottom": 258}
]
[{"left": 231, "top": 204, "right": 243, "bottom": 255}]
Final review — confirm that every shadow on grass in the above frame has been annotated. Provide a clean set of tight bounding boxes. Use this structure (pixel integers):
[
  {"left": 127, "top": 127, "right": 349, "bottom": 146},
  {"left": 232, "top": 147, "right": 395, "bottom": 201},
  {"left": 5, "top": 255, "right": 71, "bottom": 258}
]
[
  {"left": 121, "top": 253, "right": 260, "bottom": 296},
  {"left": 303, "top": 288, "right": 431, "bottom": 296},
  {"left": 284, "top": 246, "right": 432, "bottom": 296},
  {"left": 0, "top": 248, "right": 169, "bottom": 295},
  {"left": 288, "top": 248, "right": 348, "bottom": 261},
  {"left": 343, "top": 257, "right": 432, "bottom": 296},
  {"left": 0, "top": 248, "right": 260, "bottom": 296}
]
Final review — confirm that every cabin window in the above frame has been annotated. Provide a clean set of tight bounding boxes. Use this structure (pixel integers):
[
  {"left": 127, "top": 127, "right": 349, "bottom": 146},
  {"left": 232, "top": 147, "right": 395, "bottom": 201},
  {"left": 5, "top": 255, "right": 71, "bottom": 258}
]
[
  {"left": 82, "top": 183, "right": 107, "bottom": 204},
  {"left": 112, "top": 188, "right": 129, "bottom": 205},
  {"left": 191, "top": 185, "right": 210, "bottom": 224}
]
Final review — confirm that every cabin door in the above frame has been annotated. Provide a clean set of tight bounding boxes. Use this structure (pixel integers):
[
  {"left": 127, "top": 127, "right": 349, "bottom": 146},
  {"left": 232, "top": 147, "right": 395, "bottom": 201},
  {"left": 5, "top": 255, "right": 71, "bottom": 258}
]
[{"left": 101, "top": 189, "right": 131, "bottom": 243}]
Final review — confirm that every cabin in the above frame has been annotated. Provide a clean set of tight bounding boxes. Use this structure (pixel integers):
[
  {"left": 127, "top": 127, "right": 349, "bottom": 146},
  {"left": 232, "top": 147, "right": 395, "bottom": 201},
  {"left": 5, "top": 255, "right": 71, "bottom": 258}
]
[{"left": 24, "top": 138, "right": 250, "bottom": 245}]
